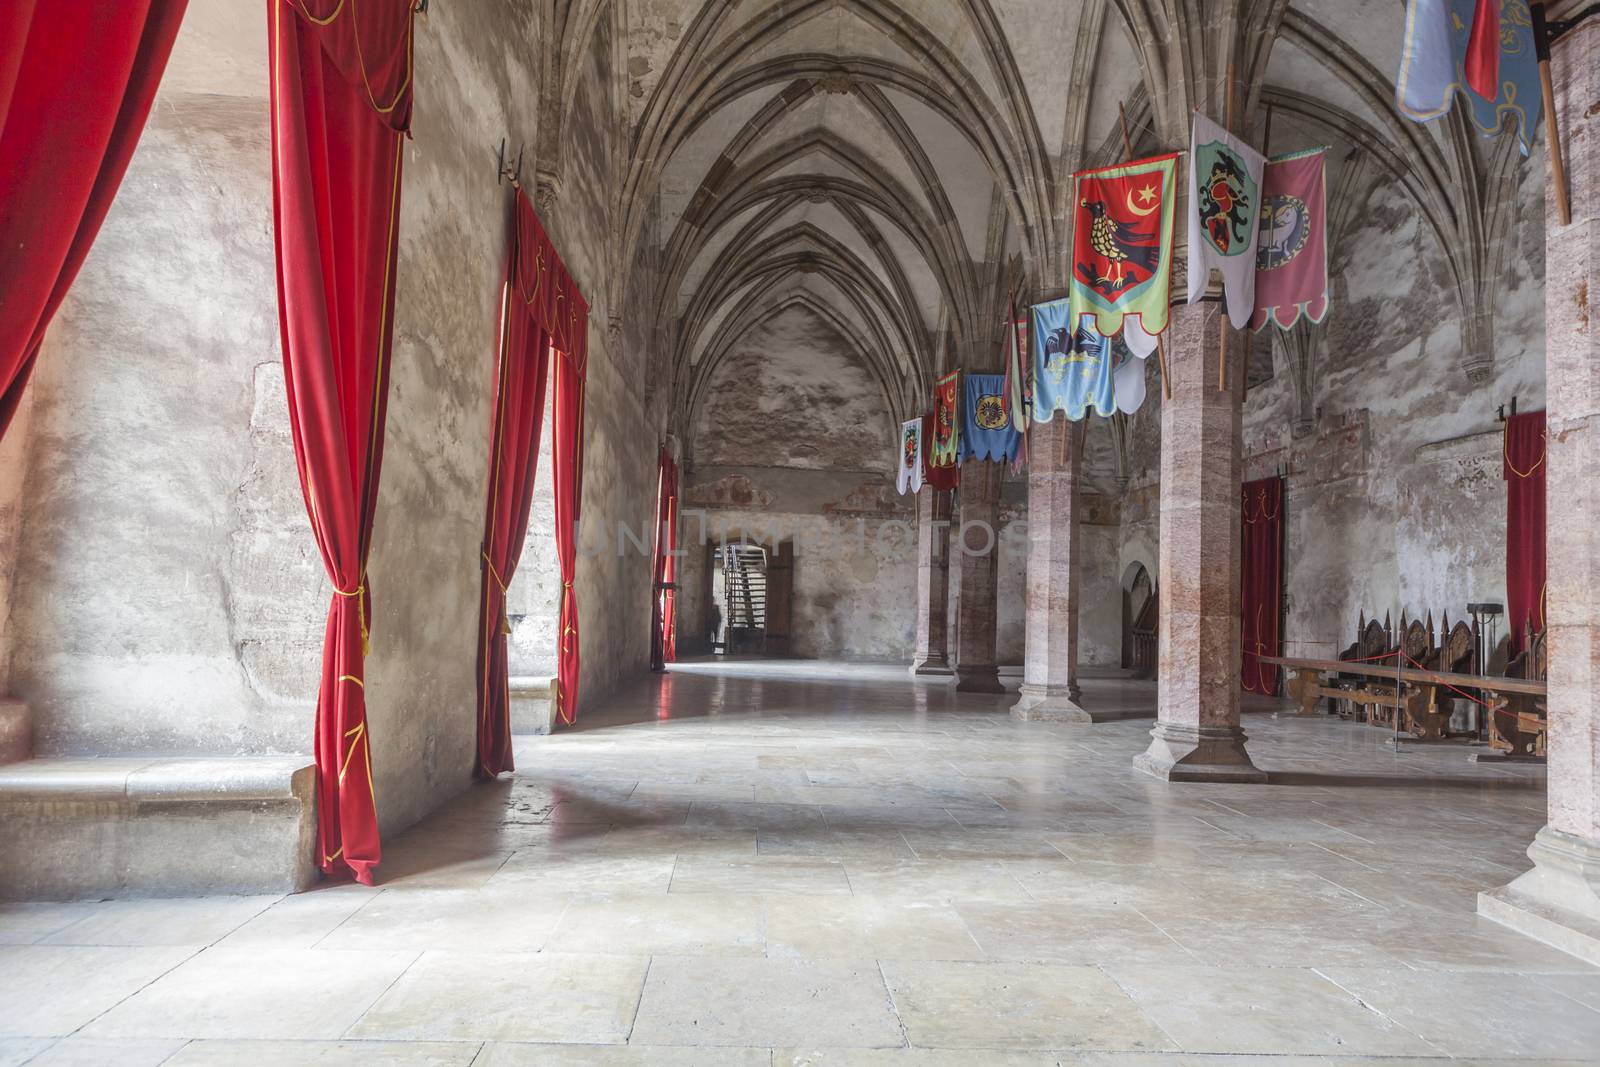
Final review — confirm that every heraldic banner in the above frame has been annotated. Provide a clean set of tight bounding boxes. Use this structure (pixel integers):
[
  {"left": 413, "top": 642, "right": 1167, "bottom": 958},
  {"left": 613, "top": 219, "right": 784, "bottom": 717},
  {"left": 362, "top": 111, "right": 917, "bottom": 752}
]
[
  {"left": 1395, "top": 0, "right": 1541, "bottom": 154},
  {"left": 1187, "top": 112, "right": 1265, "bottom": 328},
  {"left": 1249, "top": 148, "right": 1329, "bottom": 332},
  {"left": 1002, "top": 300, "right": 1032, "bottom": 435},
  {"left": 1069, "top": 152, "right": 1178, "bottom": 359},
  {"left": 896, "top": 417, "right": 923, "bottom": 495},
  {"left": 1031, "top": 297, "right": 1116, "bottom": 422},
  {"left": 920, "top": 411, "right": 959, "bottom": 490},
  {"left": 963, "top": 373, "right": 1020, "bottom": 463},
  {"left": 930, "top": 369, "right": 961, "bottom": 467}
]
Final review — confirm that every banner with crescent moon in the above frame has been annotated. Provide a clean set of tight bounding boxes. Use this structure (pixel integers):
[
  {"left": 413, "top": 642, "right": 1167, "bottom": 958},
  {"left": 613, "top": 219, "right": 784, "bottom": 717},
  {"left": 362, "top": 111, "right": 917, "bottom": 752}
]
[{"left": 1068, "top": 152, "right": 1179, "bottom": 360}]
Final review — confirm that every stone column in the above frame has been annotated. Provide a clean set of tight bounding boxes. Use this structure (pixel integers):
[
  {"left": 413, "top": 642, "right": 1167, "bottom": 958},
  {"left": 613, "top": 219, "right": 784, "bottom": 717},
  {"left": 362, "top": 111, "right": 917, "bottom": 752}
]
[
  {"left": 954, "top": 460, "right": 1005, "bottom": 693},
  {"left": 1480, "top": 13, "right": 1600, "bottom": 964},
  {"left": 1012, "top": 416, "right": 1095, "bottom": 720},
  {"left": 1133, "top": 303, "right": 1265, "bottom": 781},
  {"left": 911, "top": 486, "right": 954, "bottom": 676}
]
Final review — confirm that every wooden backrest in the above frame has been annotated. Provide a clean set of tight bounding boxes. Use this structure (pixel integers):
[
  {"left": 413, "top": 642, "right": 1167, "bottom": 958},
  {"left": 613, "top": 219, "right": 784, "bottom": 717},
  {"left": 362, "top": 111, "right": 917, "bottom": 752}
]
[
  {"left": 1358, "top": 618, "right": 1388, "bottom": 659},
  {"left": 1441, "top": 620, "right": 1474, "bottom": 671}
]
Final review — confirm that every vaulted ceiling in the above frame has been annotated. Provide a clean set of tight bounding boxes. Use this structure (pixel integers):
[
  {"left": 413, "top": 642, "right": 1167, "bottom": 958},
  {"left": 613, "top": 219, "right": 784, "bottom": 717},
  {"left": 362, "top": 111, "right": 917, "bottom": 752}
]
[{"left": 597, "top": 0, "right": 1531, "bottom": 476}]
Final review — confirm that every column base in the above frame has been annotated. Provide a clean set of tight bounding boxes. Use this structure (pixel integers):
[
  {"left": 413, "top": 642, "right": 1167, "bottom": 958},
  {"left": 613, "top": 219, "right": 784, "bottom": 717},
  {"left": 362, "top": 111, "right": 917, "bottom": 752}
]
[
  {"left": 954, "top": 665, "right": 1006, "bottom": 694},
  {"left": 1479, "top": 826, "right": 1600, "bottom": 966},
  {"left": 1132, "top": 721, "right": 1267, "bottom": 783},
  {"left": 1011, "top": 683, "right": 1099, "bottom": 722},
  {"left": 910, "top": 656, "right": 955, "bottom": 678}
]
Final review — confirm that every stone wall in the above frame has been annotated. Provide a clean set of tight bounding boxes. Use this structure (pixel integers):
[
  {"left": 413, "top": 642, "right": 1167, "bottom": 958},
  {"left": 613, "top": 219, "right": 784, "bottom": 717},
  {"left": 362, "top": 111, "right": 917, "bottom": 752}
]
[{"left": 0, "top": 5, "right": 662, "bottom": 836}]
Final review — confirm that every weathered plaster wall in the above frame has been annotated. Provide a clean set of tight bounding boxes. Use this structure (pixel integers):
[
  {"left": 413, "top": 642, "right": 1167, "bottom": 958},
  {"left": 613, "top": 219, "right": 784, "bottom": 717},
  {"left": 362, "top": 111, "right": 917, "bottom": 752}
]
[
  {"left": 4, "top": 8, "right": 324, "bottom": 756},
  {"left": 0, "top": 6, "right": 662, "bottom": 841}
]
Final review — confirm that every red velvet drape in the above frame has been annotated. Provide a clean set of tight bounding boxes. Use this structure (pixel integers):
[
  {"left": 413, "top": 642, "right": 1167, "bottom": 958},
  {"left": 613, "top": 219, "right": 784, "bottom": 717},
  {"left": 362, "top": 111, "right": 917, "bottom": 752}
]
[
  {"left": 1505, "top": 410, "right": 1546, "bottom": 651},
  {"left": 0, "top": 0, "right": 188, "bottom": 439},
  {"left": 268, "top": 0, "right": 414, "bottom": 883},
  {"left": 552, "top": 326, "right": 588, "bottom": 725},
  {"left": 650, "top": 449, "right": 679, "bottom": 671},
  {"left": 475, "top": 191, "right": 554, "bottom": 778},
  {"left": 1241, "top": 476, "right": 1284, "bottom": 695}
]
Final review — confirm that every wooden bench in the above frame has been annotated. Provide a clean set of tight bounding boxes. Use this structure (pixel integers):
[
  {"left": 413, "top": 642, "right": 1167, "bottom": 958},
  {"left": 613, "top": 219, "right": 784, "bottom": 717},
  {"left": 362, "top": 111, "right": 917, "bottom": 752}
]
[{"left": 1260, "top": 654, "right": 1547, "bottom": 745}]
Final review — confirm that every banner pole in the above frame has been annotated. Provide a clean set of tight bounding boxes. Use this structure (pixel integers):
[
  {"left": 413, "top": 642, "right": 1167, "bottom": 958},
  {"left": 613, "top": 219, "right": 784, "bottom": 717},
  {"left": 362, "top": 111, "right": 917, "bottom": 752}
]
[
  {"left": 1532, "top": 3, "right": 1572, "bottom": 226},
  {"left": 1217, "top": 65, "right": 1236, "bottom": 392},
  {"left": 1119, "top": 102, "right": 1172, "bottom": 400}
]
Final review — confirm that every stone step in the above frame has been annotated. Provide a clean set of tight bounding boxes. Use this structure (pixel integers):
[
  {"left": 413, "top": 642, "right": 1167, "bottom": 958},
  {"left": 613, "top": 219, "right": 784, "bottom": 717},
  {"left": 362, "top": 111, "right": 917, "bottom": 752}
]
[
  {"left": 510, "top": 675, "right": 555, "bottom": 735},
  {"left": 0, "top": 699, "right": 29, "bottom": 764},
  {"left": 0, "top": 755, "right": 317, "bottom": 900}
]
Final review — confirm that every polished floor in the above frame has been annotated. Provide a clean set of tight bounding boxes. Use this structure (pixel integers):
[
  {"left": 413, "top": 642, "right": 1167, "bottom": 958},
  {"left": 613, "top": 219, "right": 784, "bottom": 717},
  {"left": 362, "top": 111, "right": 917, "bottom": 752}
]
[{"left": 4, "top": 659, "right": 1600, "bottom": 1065}]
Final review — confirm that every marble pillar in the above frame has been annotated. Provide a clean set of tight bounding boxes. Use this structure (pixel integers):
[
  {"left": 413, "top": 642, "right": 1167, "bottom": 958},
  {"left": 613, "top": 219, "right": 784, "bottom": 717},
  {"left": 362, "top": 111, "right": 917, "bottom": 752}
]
[
  {"left": 1133, "top": 302, "right": 1265, "bottom": 782},
  {"left": 1480, "top": 12, "right": 1600, "bottom": 964},
  {"left": 954, "top": 460, "right": 1005, "bottom": 693},
  {"left": 1012, "top": 416, "right": 1095, "bottom": 721},
  {"left": 911, "top": 486, "right": 954, "bottom": 676}
]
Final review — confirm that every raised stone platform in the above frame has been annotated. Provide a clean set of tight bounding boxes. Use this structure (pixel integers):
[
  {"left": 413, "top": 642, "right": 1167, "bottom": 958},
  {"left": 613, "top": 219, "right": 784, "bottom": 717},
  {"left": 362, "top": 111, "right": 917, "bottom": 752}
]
[
  {"left": 0, "top": 756, "right": 317, "bottom": 900},
  {"left": 510, "top": 675, "right": 556, "bottom": 734}
]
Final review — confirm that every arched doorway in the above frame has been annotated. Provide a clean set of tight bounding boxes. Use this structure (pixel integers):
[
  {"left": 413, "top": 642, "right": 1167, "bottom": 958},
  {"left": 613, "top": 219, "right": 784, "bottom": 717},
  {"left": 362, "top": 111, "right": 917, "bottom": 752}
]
[{"left": 1121, "top": 561, "right": 1154, "bottom": 673}]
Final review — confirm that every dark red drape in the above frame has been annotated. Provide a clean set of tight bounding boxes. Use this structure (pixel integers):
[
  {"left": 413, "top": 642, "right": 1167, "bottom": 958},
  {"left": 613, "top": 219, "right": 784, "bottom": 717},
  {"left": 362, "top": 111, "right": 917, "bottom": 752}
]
[
  {"left": 1505, "top": 410, "right": 1546, "bottom": 650},
  {"left": 475, "top": 191, "right": 554, "bottom": 779},
  {"left": 0, "top": 0, "right": 188, "bottom": 439},
  {"left": 269, "top": 0, "right": 414, "bottom": 883},
  {"left": 1241, "top": 476, "right": 1284, "bottom": 695},
  {"left": 650, "top": 449, "right": 679, "bottom": 671},
  {"left": 552, "top": 315, "right": 588, "bottom": 725}
]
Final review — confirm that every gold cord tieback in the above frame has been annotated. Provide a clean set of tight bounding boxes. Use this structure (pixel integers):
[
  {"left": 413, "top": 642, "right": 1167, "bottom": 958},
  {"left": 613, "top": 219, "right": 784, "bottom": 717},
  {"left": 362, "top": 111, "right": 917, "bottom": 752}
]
[
  {"left": 333, "top": 578, "right": 371, "bottom": 656},
  {"left": 482, "top": 552, "right": 513, "bottom": 635}
]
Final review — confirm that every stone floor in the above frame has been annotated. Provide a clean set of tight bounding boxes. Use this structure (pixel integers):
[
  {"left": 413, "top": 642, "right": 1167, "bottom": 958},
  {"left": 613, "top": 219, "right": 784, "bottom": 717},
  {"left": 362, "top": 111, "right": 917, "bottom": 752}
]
[{"left": 4, "top": 659, "right": 1600, "bottom": 1065}]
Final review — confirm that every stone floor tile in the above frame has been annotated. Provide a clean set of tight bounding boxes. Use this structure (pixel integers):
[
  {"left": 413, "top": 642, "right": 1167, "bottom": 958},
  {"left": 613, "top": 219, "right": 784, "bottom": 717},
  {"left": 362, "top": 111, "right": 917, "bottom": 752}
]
[
  {"left": 669, "top": 856, "right": 852, "bottom": 896},
  {"left": 372, "top": 844, "right": 512, "bottom": 890},
  {"left": 21, "top": 1038, "right": 187, "bottom": 1066},
  {"left": 0, "top": 1040, "right": 52, "bottom": 1067},
  {"left": 314, "top": 887, "right": 567, "bottom": 953},
  {"left": 477, "top": 1044, "right": 773, "bottom": 1065},
  {"left": 842, "top": 859, "right": 1032, "bottom": 903},
  {"left": 38, "top": 895, "right": 277, "bottom": 947},
  {"left": 757, "top": 829, "right": 917, "bottom": 862},
  {"left": 1536, "top": 971, "right": 1600, "bottom": 1011},
  {"left": 484, "top": 851, "right": 679, "bottom": 895},
  {"left": 879, "top": 959, "right": 1174, "bottom": 1052},
  {"left": 1104, "top": 964, "right": 1441, "bottom": 1056},
  {"left": 0, "top": 945, "right": 195, "bottom": 1038},
  {"left": 215, "top": 885, "right": 380, "bottom": 949},
  {"left": 80, "top": 946, "right": 417, "bottom": 1040},
  {"left": 0, "top": 902, "right": 107, "bottom": 946},
  {"left": 629, "top": 956, "right": 904, "bottom": 1048},
  {"left": 776, "top": 1050, "right": 1065, "bottom": 1065},
  {"left": 899, "top": 829, "right": 1065, "bottom": 862},
  {"left": 543, "top": 893, "right": 765, "bottom": 956},
  {"left": 764, "top": 896, "right": 984, "bottom": 961},
  {"left": 348, "top": 951, "right": 647, "bottom": 1043},
  {"left": 161, "top": 1039, "right": 481, "bottom": 1065},
  {"left": 1317, "top": 966, "right": 1600, "bottom": 1058},
  {"left": 955, "top": 902, "right": 1197, "bottom": 965}
]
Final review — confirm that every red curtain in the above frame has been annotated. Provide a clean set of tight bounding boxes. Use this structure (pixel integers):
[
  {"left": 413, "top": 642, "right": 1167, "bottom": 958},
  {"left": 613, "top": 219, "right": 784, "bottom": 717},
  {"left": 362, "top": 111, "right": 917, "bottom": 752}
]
[
  {"left": 1505, "top": 410, "right": 1546, "bottom": 650},
  {"left": 0, "top": 0, "right": 188, "bottom": 439},
  {"left": 1241, "top": 476, "right": 1284, "bottom": 695},
  {"left": 268, "top": 0, "right": 415, "bottom": 884},
  {"left": 551, "top": 311, "right": 589, "bottom": 725},
  {"left": 650, "top": 449, "right": 679, "bottom": 671},
  {"left": 475, "top": 191, "right": 556, "bottom": 778}
]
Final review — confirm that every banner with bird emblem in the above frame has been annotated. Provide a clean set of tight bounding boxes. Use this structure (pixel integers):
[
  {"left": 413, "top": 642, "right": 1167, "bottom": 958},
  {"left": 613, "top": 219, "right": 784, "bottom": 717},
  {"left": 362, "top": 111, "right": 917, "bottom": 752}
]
[
  {"left": 963, "top": 373, "right": 1020, "bottom": 463},
  {"left": 1249, "top": 148, "right": 1329, "bottom": 332},
  {"left": 1187, "top": 112, "right": 1265, "bottom": 328},
  {"left": 1395, "top": 0, "right": 1541, "bottom": 154},
  {"left": 1069, "top": 152, "right": 1178, "bottom": 360},
  {"left": 930, "top": 370, "right": 961, "bottom": 468},
  {"left": 896, "top": 418, "right": 923, "bottom": 495},
  {"left": 1030, "top": 298, "right": 1117, "bottom": 422}
]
